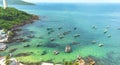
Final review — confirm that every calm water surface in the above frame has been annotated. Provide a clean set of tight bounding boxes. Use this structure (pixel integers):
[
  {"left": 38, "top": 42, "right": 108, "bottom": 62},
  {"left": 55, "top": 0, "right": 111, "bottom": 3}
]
[{"left": 0, "top": 3, "right": 120, "bottom": 65}]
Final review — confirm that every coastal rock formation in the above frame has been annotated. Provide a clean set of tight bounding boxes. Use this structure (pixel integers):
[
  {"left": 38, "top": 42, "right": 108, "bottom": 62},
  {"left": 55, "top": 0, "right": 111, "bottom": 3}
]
[
  {"left": 65, "top": 46, "right": 71, "bottom": 53},
  {"left": 0, "top": 56, "right": 23, "bottom": 65},
  {"left": 87, "top": 57, "right": 96, "bottom": 65},
  {"left": 0, "top": 29, "right": 9, "bottom": 43},
  {"left": 73, "top": 56, "right": 96, "bottom": 65},
  {"left": 0, "top": 43, "right": 7, "bottom": 51},
  {"left": 74, "top": 56, "right": 85, "bottom": 65}
]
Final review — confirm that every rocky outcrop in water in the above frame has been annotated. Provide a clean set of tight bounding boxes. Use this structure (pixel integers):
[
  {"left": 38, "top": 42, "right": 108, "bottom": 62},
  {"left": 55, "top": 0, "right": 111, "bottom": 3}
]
[
  {"left": 65, "top": 46, "right": 71, "bottom": 53},
  {"left": 0, "top": 43, "right": 7, "bottom": 51}
]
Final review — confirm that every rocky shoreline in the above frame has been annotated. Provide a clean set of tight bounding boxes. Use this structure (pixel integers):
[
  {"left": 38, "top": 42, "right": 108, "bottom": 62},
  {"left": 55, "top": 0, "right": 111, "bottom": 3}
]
[
  {"left": 7, "top": 15, "right": 39, "bottom": 43},
  {"left": 17, "top": 56, "right": 96, "bottom": 65}
]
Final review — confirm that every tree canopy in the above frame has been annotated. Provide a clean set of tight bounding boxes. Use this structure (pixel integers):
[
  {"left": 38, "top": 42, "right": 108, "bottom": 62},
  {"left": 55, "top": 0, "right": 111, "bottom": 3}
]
[{"left": 0, "top": 7, "right": 33, "bottom": 30}]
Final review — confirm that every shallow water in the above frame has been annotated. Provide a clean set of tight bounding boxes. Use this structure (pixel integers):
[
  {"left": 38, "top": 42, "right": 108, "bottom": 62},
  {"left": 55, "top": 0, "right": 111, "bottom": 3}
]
[{"left": 0, "top": 3, "right": 120, "bottom": 64}]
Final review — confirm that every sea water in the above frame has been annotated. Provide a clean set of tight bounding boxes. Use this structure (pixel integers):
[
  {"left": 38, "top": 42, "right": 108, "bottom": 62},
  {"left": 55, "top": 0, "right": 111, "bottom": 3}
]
[{"left": 0, "top": 3, "right": 120, "bottom": 65}]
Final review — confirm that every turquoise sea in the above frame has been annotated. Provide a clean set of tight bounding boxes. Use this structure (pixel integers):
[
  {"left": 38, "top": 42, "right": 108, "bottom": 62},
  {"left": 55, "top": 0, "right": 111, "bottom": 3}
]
[{"left": 1, "top": 3, "right": 120, "bottom": 65}]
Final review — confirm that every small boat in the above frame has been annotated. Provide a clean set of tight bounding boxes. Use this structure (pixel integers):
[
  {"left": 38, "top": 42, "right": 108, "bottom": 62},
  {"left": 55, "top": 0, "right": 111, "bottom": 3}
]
[
  {"left": 99, "top": 43, "right": 104, "bottom": 47},
  {"left": 46, "top": 27, "right": 53, "bottom": 30},
  {"left": 58, "top": 27, "right": 62, "bottom": 30},
  {"left": 107, "top": 34, "right": 111, "bottom": 38},
  {"left": 50, "top": 38, "right": 55, "bottom": 41},
  {"left": 63, "top": 31, "right": 71, "bottom": 35},
  {"left": 74, "top": 27, "right": 77, "bottom": 30},
  {"left": 91, "top": 40, "right": 97, "bottom": 44},
  {"left": 74, "top": 34, "right": 80, "bottom": 38},
  {"left": 104, "top": 29, "right": 108, "bottom": 34},
  {"left": 92, "top": 25, "right": 97, "bottom": 30}
]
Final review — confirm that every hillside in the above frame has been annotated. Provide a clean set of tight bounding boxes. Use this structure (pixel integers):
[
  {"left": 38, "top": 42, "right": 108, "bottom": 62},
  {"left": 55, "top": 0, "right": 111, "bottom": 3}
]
[
  {"left": 0, "top": 7, "right": 38, "bottom": 30},
  {"left": 0, "top": 0, "right": 34, "bottom": 5}
]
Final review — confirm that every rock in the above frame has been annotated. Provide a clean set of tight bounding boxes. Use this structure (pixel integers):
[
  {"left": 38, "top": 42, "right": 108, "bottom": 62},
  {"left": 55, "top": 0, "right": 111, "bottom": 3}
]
[
  {"left": 0, "top": 57, "right": 23, "bottom": 65},
  {"left": 77, "top": 55, "right": 82, "bottom": 60},
  {"left": 53, "top": 50, "right": 59, "bottom": 55},
  {"left": 88, "top": 57, "right": 96, "bottom": 65},
  {"left": 10, "top": 60, "right": 22, "bottom": 65},
  {"left": 75, "top": 57, "right": 85, "bottom": 65},
  {"left": 65, "top": 46, "right": 71, "bottom": 53},
  {"left": 0, "top": 43, "right": 7, "bottom": 51}
]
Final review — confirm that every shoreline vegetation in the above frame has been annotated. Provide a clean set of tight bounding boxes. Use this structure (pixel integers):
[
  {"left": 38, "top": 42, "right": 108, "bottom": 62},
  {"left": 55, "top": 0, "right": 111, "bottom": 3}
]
[{"left": 0, "top": 7, "right": 39, "bottom": 43}]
